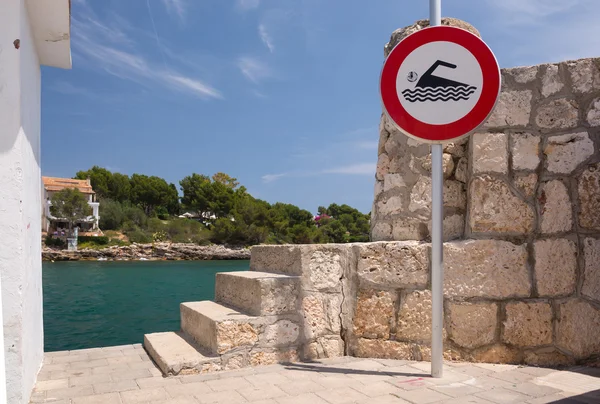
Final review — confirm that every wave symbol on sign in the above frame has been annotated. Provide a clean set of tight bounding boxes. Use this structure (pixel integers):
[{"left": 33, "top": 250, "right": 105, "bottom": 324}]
[{"left": 402, "top": 60, "right": 477, "bottom": 103}]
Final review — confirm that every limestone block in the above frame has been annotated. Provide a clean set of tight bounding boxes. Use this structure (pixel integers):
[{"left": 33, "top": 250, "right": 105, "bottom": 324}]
[
  {"left": 421, "top": 153, "right": 455, "bottom": 178},
  {"left": 396, "top": 290, "right": 436, "bottom": 342},
  {"left": 469, "top": 176, "right": 535, "bottom": 234},
  {"left": 524, "top": 347, "right": 575, "bottom": 367},
  {"left": 507, "top": 65, "right": 538, "bottom": 83},
  {"left": 383, "top": 173, "right": 406, "bottom": 192},
  {"left": 579, "top": 164, "right": 600, "bottom": 230},
  {"left": 455, "top": 158, "right": 468, "bottom": 183},
  {"left": 410, "top": 177, "right": 465, "bottom": 213},
  {"left": 545, "top": 132, "right": 594, "bottom": 174},
  {"left": 582, "top": 238, "right": 600, "bottom": 301},
  {"left": 250, "top": 348, "right": 298, "bottom": 366},
  {"left": 379, "top": 121, "right": 390, "bottom": 154},
  {"left": 376, "top": 196, "right": 403, "bottom": 217},
  {"left": 355, "top": 241, "right": 428, "bottom": 288},
  {"left": 556, "top": 299, "right": 600, "bottom": 358},
  {"left": 303, "top": 337, "right": 344, "bottom": 360},
  {"left": 444, "top": 180, "right": 467, "bottom": 210},
  {"left": 301, "top": 294, "right": 342, "bottom": 339},
  {"left": 512, "top": 133, "right": 540, "bottom": 171},
  {"left": 216, "top": 322, "right": 259, "bottom": 354},
  {"left": 261, "top": 320, "right": 300, "bottom": 347},
  {"left": 376, "top": 153, "right": 390, "bottom": 181},
  {"left": 353, "top": 290, "right": 397, "bottom": 339},
  {"left": 444, "top": 240, "right": 530, "bottom": 298},
  {"left": 352, "top": 338, "right": 412, "bottom": 360},
  {"left": 473, "top": 133, "right": 508, "bottom": 174},
  {"left": 306, "top": 248, "right": 345, "bottom": 291},
  {"left": 568, "top": 58, "right": 600, "bottom": 94},
  {"left": 250, "top": 245, "right": 300, "bottom": 275},
  {"left": 587, "top": 98, "right": 600, "bottom": 126},
  {"left": 371, "top": 222, "right": 392, "bottom": 241},
  {"left": 541, "top": 64, "right": 564, "bottom": 97},
  {"left": 514, "top": 174, "right": 537, "bottom": 198},
  {"left": 503, "top": 302, "right": 553, "bottom": 347},
  {"left": 534, "top": 239, "right": 577, "bottom": 297},
  {"left": 447, "top": 302, "right": 497, "bottom": 349},
  {"left": 540, "top": 180, "right": 572, "bottom": 234},
  {"left": 444, "top": 140, "right": 467, "bottom": 158},
  {"left": 535, "top": 99, "right": 579, "bottom": 129},
  {"left": 391, "top": 217, "right": 429, "bottom": 241},
  {"left": 374, "top": 180, "right": 383, "bottom": 199},
  {"left": 485, "top": 90, "right": 532, "bottom": 128},
  {"left": 472, "top": 345, "right": 522, "bottom": 364},
  {"left": 427, "top": 214, "right": 465, "bottom": 241}
]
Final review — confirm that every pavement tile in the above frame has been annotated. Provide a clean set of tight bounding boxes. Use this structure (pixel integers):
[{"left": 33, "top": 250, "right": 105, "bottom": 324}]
[
  {"left": 525, "top": 393, "right": 583, "bottom": 404},
  {"left": 37, "top": 372, "right": 51, "bottom": 381},
  {"left": 29, "top": 391, "right": 45, "bottom": 403},
  {"left": 92, "top": 364, "right": 132, "bottom": 374},
  {"left": 425, "top": 371, "right": 473, "bottom": 386},
  {"left": 408, "top": 362, "right": 437, "bottom": 373},
  {"left": 34, "top": 379, "right": 69, "bottom": 391},
  {"left": 473, "top": 364, "right": 520, "bottom": 373},
  {"left": 88, "top": 350, "right": 125, "bottom": 360},
  {"left": 41, "top": 399, "right": 70, "bottom": 404},
  {"left": 71, "top": 392, "right": 122, "bottom": 404},
  {"left": 386, "top": 377, "right": 433, "bottom": 391},
  {"left": 120, "top": 387, "right": 168, "bottom": 403},
  {"left": 535, "top": 371, "right": 600, "bottom": 394},
  {"left": 253, "top": 365, "right": 286, "bottom": 374},
  {"left": 69, "top": 373, "right": 111, "bottom": 387},
  {"left": 70, "top": 359, "right": 110, "bottom": 369},
  {"left": 45, "top": 351, "right": 71, "bottom": 358},
  {"left": 136, "top": 376, "right": 182, "bottom": 388},
  {"left": 439, "top": 396, "right": 495, "bottom": 403},
  {"left": 206, "top": 376, "right": 252, "bottom": 392},
  {"left": 165, "top": 381, "right": 213, "bottom": 397},
  {"left": 504, "top": 382, "right": 561, "bottom": 397},
  {"left": 107, "top": 355, "right": 143, "bottom": 365},
  {"left": 127, "top": 360, "right": 158, "bottom": 370},
  {"left": 51, "top": 368, "right": 92, "bottom": 379},
  {"left": 245, "top": 373, "right": 290, "bottom": 387},
  {"left": 350, "top": 380, "right": 404, "bottom": 398},
  {"left": 250, "top": 400, "right": 278, "bottom": 404},
  {"left": 517, "top": 367, "right": 558, "bottom": 377},
  {"left": 276, "top": 380, "right": 322, "bottom": 396},
  {"left": 453, "top": 366, "right": 494, "bottom": 378},
  {"left": 357, "top": 394, "right": 411, "bottom": 404},
  {"left": 489, "top": 369, "right": 536, "bottom": 384},
  {"left": 52, "top": 355, "right": 89, "bottom": 364},
  {"left": 179, "top": 373, "right": 222, "bottom": 384},
  {"left": 374, "top": 359, "right": 416, "bottom": 367},
  {"left": 346, "top": 372, "right": 393, "bottom": 384},
  {"left": 315, "top": 375, "right": 363, "bottom": 389},
  {"left": 103, "top": 344, "right": 135, "bottom": 351},
  {"left": 475, "top": 387, "right": 533, "bottom": 404},
  {"left": 45, "top": 385, "right": 95, "bottom": 401},
  {"left": 149, "top": 367, "right": 163, "bottom": 377},
  {"left": 429, "top": 383, "right": 483, "bottom": 398},
  {"left": 315, "top": 387, "right": 370, "bottom": 404},
  {"left": 109, "top": 368, "right": 153, "bottom": 380},
  {"left": 150, "top": 397, "right": 199, "bottom": 404},
  {"left": 275, "top": 392, "right": 330, "bottom": 404},
  {"left": 394, "top": 388, "right": 452, "bottom": 404},
  {"left": 197, "top": 390, "right": 249, "bottom": 403},
  {"left": 280, "top": 368, "right": 322, "bottom": 380},
  {"left": 237, "top": 384, "right": 287, "bottom": 401},
  {"left": 462, "top": 376, "right": 514, "bottom": 391},
  {"left": 41, "top": 363, "right": 68, "bottom": 372},
  {"left": 340, "top": 359, "right": 386, "bottom": 371},
  {"left": 93, "top": 379, "right": 139, "bottom": 394}
]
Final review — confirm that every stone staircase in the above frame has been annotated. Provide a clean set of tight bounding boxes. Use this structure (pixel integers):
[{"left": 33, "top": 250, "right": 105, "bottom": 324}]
[{"left": 143, "top": 271, "right": 302, "bottom": 376}]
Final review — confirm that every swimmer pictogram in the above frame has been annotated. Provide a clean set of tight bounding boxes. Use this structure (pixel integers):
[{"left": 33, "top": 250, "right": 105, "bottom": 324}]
[{"left": 402, "top": 60, "right": 477, "bottom": 103}]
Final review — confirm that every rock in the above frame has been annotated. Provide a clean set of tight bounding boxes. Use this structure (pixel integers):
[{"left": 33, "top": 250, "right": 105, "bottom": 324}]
[
  {"left": 355, "top": 242, "right": 428, "bottom": 289},
  {"left": 444, "top": 180, "right": 467, "bottom": 210},
  {"left": 396, "top": 290, "right": 436, "bottom": 343},
  {"left": 541, "top": 64, "right": 564, "bottom": 97},
  {"left": 503, "top": 302, "right": 553, "bottom": 347},
  {"left": 506, "top": 65, "right": 538, "bottom": 84},
  {"left": 512, "top": 133, "right": 540, "bottom": 171},
  {"left": 535, "top": 99, "right": 579, "bottom": 129},
  {"left": 587, "top": 98, "right": 600, "bottom": 126},
  {"left": 578, "top": 164, "right": 600, "bottom": 230},
  {"left": 472, "top": 133, "right": 508, "bottom": 174},
  {"left": 568, "top": 58, "right": 600, "bottom": 94},
  {"left": 353, "top": 290, "right": 397, "bottom": 339},
  {"left": 421, "top": 153, "right": 455, "bottom": 178},
  {"left": 444, "top": 140, "right": 467, "bottom": 158},
  {"left": 582, "top": 238, "right": 600, "bottom": 302},
  {"left": 261, "top": 320, "right": 300, "bottom": 347},
  {"left": 472, "top": 345, "right": 522, "bottom": 364},
  {"left": 371, "top": 222, "right": 392, "bottom": 241},
  {"left": 455, "top": 158, "right": 468, "bottom": 183},
  {"left": 469, "top": 176, "right": 535, "bottom": 234},
  {"left": 377, "top": 196, "right": 403, "bottom": 216},
  {"left": 303, "top": 337, "right": 344, "bottom": 360},
  {"left": 391, "top": 217, "right": 429, "bottom": 241},
  {"left": 514, "top": 174, "right": 537, "bottom": 198},
  {"left": 524, "top": 347, "right": 575, "bottom": 367},
  {"left": 374, "top": 180, "right": 383, "bottom": 198},
  {"left": 540, "top": 180, "right": 572, "bottom": 234},
  {"left": 534, "top": 239, "right": 577, "bottom": 297},
  {"left": 352, "top": 338, "right": 412, "bottom": 360},
  {"left": 447, "top": 302, "right": 497, "bottom": 349},
  {"left": 383, "top": 173, "right": 406, "bottom": 192},
  {"left": 544, "top": 132, "right": 594, "bottom": 174},
  {"left": 250, "top": 348, "right": 298, "bottom": 366},
  {"left": 376, "top": 153, "right": 390, "bottom": 181},
  {"left": 216, "top": 322, "right": 259, "bottom": 354},
  {"left": 444, "top": 240, "right": 530, "bottom": 298},
  {"left": 556, "top": 299, "right": 600, "bottom": 358},
  {"left": 485, "top": 90, "right": 532, "bottom": 128},
  {"left": 427, "top": 214, "right": 465, "bottom": 241}
]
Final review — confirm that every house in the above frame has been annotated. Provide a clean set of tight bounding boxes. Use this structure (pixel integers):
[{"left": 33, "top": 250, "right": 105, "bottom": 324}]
[
  {"left": 42, "top": 176, "right": 101, "bottom": 234},
  {"left": 0, "top": 1, "right": 71, "bottom": 403}
]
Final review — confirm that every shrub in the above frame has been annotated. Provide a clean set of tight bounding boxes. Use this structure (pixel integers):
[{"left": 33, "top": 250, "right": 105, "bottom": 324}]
[
  {"left": 77, "top": 236, "right": 109, "bottom": 245},
  {"left": 45, "top": 236, "right": 66, "bottom": 248},
  {"left": 99, "top": 199, "right": 124, "bottom": 230},
  {"left": 127, "top": 229, "right": 153, "bottom": 243}
]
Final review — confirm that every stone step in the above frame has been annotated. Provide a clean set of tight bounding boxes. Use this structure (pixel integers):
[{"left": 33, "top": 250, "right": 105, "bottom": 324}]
[
  {"left": 143, "top": 331, "right": 220, "bottom": 376},
  {"left": 215, "top": 271, "right": 300, "bottom": 316},
  {"left": 180, "top": 301, "right": 260, "bottom": 355}
]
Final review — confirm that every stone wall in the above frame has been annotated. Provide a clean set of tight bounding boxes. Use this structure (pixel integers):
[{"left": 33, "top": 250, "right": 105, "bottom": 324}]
[{"left": 249, "top": 20, "right": 600, "bottom": 367}]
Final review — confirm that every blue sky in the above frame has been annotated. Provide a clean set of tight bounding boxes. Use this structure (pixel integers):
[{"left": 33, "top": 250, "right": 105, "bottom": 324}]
[{"left": 41, "top": 0, "right": 600, "bottom": 213}]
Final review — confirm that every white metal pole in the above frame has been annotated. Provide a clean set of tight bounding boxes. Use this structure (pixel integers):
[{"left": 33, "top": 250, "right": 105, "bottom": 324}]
[{"left": 429, "top": 0, "right": 444, "bottom": 379}]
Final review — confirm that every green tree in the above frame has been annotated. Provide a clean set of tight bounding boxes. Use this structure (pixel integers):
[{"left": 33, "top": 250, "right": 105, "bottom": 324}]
[
  {"left": 49, "top": 188, "right": 93, "bottom": 236},
  {"left": 99, "top": 199, "right": 124, "bottom": 230},
  {"left": 212, "top": 172, "right": 239, "bottom": 189},
  {"left": 130, "top": 174, "right": 178, "bottom": 216},
  {"left": 75, "top": 166, "right": 112, "bottom": 198},
  {"left": 180, "top": 173, "right": 235, "bottom": 218}
]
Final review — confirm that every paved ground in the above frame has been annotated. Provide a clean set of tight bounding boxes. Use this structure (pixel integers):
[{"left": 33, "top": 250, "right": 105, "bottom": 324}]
[{"left": 32, "top": 344, "right": 600, "bottom": 404}]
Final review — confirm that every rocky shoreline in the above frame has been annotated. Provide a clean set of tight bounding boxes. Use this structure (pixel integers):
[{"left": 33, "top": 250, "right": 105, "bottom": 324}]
[{"left": 42, "top": 243, "right": 251, "bottom": 261}]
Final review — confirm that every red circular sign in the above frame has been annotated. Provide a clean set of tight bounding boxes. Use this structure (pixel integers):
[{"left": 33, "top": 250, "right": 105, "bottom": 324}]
[{"left": 380, "top": 26, "right": 501, "bottom": 143}]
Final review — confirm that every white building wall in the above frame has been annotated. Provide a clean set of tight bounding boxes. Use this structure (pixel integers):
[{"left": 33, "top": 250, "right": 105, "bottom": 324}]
[{"left": 0, "top": 1, "right": 44, "bottom": 402}]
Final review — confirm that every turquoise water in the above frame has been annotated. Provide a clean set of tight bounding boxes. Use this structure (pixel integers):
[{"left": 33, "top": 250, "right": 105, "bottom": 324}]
[{"left": 42, "top": 260, "right": 249, "bottom": 352}]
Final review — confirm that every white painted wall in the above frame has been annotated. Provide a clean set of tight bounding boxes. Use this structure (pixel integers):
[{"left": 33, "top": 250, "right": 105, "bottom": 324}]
[{"left": 0, "top": 1, "right": 43, "bottom": 402}]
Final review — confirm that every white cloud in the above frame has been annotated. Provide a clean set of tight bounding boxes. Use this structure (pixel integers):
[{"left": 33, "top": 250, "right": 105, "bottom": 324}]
[
  {"left": 322, "top": 163, "right": 375, "bottom": 175},
  {"left": 161, "top": 0, "right": 186, "bottom": 21},
  {"left": 237, "top": 0, "right": 260, "bottom": 11},
  {"left": 262, "top": 173, "right": 287, "bottom": 183},
  {"left": 237, "top": 57, "right": 272, "bottom": 83},
  {"left": 259, "top": 24, "right": 274, "bottom": 52},
  {"left": 165, "top": 75, "right": 223, "bottom": 99}
]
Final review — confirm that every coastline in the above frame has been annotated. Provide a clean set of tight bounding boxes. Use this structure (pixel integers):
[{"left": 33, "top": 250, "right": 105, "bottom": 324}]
[{"left": 42, "top": 242, "right": 251, "bottom": 261}]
